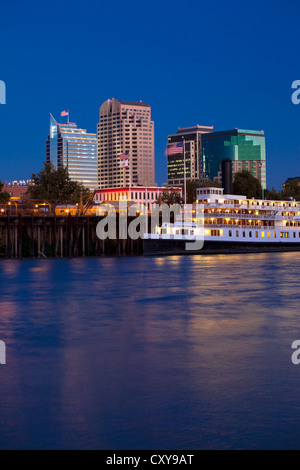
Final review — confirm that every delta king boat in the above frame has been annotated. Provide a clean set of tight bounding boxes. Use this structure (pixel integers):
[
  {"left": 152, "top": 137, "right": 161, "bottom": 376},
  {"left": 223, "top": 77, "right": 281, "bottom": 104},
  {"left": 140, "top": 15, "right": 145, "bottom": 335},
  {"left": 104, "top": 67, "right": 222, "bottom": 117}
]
[{"left": 144, "top": 187, "right": 300, "bottom": 255}]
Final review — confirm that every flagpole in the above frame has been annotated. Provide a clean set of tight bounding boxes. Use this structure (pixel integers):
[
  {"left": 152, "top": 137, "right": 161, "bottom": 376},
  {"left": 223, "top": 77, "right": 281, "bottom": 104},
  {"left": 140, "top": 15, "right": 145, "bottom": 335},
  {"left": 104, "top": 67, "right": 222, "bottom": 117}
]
[
  {"left": 129, "top": 153, "right": 131, "bottom": 201},
  {"left": 183, "top": 139, "right": 187, "bottom": 205}
]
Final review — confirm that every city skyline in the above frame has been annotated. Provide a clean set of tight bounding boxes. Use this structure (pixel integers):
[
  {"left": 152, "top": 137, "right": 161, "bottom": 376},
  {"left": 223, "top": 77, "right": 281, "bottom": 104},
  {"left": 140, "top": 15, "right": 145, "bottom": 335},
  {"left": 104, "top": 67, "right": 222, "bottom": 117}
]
[{"left": 0, "top": 0, "right": 299, "bottom": 190}]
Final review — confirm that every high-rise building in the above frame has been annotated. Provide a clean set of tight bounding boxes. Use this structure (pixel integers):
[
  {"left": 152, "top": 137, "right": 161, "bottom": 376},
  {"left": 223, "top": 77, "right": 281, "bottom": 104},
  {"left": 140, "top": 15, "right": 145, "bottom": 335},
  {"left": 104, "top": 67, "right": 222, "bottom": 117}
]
[
  {"left": 46, "top": 114, "right": 98, "bottom": 190},
  {"left": 97, "top": 99, "right": 155, "bottom": 189},
  {"left": 167, "top": 125, "right": 214, "bottom": 186},
  {"left": 201, "top": 129, "right": 267, "bottom": 189}
]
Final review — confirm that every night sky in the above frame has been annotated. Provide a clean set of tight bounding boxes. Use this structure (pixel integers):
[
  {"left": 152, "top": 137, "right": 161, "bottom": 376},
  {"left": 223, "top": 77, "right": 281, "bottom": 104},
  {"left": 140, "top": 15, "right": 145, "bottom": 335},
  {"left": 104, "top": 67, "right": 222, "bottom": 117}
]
[{"left": 0, "top": 0, "right": 299, "bottom": 189}]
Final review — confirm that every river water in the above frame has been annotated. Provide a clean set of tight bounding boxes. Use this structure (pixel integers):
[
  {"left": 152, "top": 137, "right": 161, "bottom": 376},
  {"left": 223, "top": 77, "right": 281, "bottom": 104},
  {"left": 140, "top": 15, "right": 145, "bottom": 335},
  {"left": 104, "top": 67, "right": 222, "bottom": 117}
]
[{"left": 0, "top": 253, "right": 300, "bottom": 450}]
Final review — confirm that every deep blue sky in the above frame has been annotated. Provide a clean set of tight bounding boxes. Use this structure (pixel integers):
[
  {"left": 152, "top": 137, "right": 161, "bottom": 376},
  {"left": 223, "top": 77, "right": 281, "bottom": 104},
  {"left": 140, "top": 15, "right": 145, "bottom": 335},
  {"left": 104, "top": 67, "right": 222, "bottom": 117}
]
[{"left": 0, "top": 0, "right": 299, "bottom": 190}]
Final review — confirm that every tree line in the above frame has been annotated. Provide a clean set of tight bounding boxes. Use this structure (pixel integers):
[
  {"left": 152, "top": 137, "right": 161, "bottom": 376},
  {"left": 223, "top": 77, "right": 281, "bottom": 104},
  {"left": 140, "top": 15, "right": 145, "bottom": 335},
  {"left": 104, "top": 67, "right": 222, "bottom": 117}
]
[{"left": 1, "top": 164, "right": 300, "bottom": 206}]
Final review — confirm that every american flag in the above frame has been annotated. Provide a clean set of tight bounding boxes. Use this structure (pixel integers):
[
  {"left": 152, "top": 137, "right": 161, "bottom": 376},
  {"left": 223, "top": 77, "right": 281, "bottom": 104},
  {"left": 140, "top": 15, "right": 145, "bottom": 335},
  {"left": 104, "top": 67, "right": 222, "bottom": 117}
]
[
  {"left": 119, "top": 151, "right": 129, "bottom": 160},
  {"left": 167, "top": 142, "right": 184, "bottom": 156},
  {"left": 61, "top": 110, "right": 69, "bottom": 117}
]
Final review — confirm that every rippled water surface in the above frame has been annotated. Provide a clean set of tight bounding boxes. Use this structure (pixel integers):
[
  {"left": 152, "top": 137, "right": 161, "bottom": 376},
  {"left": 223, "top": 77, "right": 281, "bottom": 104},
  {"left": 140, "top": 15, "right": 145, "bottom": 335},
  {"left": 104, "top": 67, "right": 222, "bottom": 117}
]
[{"left": 1, "top": 253, "right": 300, "bottom": 449}]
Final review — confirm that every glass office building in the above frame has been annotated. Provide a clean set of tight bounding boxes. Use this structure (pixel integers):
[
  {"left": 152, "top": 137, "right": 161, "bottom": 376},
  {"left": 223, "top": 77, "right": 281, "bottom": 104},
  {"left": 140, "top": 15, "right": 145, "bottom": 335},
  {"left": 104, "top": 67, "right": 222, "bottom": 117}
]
[
  {"left": 201, "top": 129, "right": 267, "bottom": 189},
  {"left": 167, "top": 126, "right": 214, "bottom": 186},
  {"left": 46, "top": 114, "right": 98, "bottom": 190}
]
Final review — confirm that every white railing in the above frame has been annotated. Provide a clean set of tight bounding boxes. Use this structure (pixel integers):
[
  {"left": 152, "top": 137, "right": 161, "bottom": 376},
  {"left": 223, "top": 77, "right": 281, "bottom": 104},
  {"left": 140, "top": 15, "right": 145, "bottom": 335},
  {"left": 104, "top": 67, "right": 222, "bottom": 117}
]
[{"left": 204, "top": 224, "right": 300, "bottom": 232}]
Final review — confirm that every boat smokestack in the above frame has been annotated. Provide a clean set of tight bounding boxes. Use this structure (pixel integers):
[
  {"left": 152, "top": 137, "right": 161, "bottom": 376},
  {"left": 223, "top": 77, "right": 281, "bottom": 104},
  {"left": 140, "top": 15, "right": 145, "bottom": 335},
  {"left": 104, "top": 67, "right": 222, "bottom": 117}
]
[{"left": 222, "top": 159, "right": 233, "bottom": 195}]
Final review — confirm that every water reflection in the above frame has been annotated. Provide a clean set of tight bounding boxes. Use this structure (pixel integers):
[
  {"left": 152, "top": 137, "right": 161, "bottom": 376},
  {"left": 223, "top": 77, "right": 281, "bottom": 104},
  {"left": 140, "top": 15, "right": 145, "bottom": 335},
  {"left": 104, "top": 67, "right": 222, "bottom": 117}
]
[{"left": 0, "top": 253, "right": 300, "bottom": 449}]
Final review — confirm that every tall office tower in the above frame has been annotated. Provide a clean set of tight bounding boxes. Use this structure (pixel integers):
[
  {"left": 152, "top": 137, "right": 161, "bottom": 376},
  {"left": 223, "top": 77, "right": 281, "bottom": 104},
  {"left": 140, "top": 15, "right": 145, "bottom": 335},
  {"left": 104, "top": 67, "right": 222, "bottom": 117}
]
[
  {"left": 97, "top": 99, "right": 155, "bottom": 189},
  {"left": 201, "top": 129, "right": 267, "bottom": 189},
  {"left": 46, "top": 114, "right": 98, "bottom": 190},
  {"left": 167, "top": 125, "right": 214, "bottom": 186}
]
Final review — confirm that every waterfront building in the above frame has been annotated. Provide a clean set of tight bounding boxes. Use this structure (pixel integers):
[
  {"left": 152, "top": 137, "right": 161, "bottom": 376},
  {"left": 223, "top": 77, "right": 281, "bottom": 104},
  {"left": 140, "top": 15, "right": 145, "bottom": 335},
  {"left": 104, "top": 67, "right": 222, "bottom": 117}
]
[
  {"left": 95, "top": 186, "right": 182, "bottom": 210},
  {"left": 2, "top": 181, "right": 32, "bottom": 201},
  {"left": 167, "top": 125, "right": 214, "bottom": 186},
  {"left": 46, "top": 114, "right": 98, "bottom": 190},
  {"left": 201, "top": 129, "right": 267, "bottom": 189},
  {"left": 97, "top": 99, "right": 155, "bottom": 189},
  {"left": 283, "top": 177, "right": 300, "bottom": 189}
]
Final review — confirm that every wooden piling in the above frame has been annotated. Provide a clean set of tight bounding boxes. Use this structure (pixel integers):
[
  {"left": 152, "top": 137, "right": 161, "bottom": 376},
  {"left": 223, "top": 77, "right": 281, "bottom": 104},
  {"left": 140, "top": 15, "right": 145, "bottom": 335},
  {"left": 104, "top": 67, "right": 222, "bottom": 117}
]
[
  {"left": 18, "top": 214, "right": 22, "bottom": 259},
  {"left": 6, "top": 215, "right": 11, "bottom": 258},
  {"left": 31, "top": 215, "right": 34, "bottom": 258}
]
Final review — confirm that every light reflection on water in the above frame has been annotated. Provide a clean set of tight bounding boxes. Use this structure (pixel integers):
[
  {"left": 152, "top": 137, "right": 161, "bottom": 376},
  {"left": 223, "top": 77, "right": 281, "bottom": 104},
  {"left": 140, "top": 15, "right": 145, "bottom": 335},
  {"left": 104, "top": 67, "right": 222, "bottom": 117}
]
[{"left": 0, "top": 253, "right": 300, "bottom": 449}]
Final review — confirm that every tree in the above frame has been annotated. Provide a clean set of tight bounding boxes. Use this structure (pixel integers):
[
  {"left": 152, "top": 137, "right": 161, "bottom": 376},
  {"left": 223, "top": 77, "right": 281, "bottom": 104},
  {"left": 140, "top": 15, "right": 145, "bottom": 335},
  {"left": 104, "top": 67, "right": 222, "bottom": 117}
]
[
  {"left": 28, "top": 162, "right": 91, "bottom": 207},
  {"left": 233, "top": 170, "right": 262, "bottom": 199},
  {"left": 198, "top": 180, "right": 221, "bottom": 188},
  {"left": 0, "top": 180, "right": 10, "bottom": 203},
  {"left": 283, "top": 179, "right": 300, "bottom": 201},
  {"left": 184, "top": 180, "right": 199, "bottom": 204},
  {"left": 264, "top": 187, "right": 283, "bottom": 201},
  {"left": 155, "top": 189, "right": 184, "bottom": 205}
]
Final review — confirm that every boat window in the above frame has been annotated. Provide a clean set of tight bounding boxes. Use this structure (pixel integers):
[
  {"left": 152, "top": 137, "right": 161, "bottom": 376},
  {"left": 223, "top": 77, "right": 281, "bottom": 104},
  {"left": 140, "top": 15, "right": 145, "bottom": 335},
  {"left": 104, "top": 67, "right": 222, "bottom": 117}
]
[{"left": 229, "top": 230, "right": 232, "bottom": 237}]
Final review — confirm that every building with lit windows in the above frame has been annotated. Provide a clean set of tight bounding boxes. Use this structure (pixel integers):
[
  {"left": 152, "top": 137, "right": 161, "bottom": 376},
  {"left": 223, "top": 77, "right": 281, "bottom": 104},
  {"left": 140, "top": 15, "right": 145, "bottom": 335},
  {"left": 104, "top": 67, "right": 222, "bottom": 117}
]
[
  {"left": 97, "top": 99, "right": 155, "bottom": 189},
  {"left": 201, "top": 129, "right": 267, "bottom": 189},
  {"left": 95, "top": 186, "right": 182, "bottom": 210},
  {"left": 46, "top": 114, "right": 98, "bottom": 190},
  {"left": 167, "top": 125, "right": 214, "bottom": 186}
]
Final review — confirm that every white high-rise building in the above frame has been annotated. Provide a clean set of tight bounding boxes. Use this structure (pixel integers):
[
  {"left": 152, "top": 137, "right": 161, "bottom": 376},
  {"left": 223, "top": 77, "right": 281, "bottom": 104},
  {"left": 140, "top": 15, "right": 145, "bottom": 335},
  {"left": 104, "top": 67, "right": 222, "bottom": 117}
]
[{"left": 97, "top": 99, "right": 155, "bottom": 189}]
